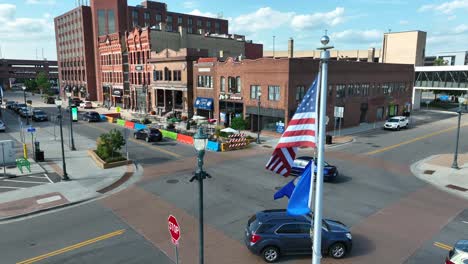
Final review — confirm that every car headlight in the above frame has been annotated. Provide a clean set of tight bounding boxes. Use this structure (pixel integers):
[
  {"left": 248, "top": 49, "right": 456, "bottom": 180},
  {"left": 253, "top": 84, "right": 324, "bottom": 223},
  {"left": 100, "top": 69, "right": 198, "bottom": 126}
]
[{"left": 346, "top": 233, "right": 352, "bottom": 240}]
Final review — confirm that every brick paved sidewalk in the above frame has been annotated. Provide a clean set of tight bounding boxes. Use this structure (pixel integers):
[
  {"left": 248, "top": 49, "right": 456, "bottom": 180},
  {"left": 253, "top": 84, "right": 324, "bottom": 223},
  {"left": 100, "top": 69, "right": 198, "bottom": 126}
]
[{"left": 411, "top": 153, "right": 468, "bottom": 200}]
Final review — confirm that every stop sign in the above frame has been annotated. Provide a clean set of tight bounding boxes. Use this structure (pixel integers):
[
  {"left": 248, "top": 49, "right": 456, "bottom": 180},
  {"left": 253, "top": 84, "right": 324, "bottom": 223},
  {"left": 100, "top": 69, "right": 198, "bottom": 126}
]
[{"left": 168, "top": 215, "right": 181, "bottom": 245}]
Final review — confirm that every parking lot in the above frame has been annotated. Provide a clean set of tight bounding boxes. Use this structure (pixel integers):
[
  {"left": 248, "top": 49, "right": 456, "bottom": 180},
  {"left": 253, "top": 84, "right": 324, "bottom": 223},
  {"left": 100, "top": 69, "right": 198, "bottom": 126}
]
[{"left": 0, "top": 172, "right": 61, "bottom": 194}]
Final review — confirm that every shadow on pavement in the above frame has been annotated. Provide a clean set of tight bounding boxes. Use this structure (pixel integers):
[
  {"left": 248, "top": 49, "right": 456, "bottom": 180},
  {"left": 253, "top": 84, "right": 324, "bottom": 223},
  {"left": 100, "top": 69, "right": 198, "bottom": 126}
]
[{"left": 330, "top": 174, "right": 352, "bottom": 184}]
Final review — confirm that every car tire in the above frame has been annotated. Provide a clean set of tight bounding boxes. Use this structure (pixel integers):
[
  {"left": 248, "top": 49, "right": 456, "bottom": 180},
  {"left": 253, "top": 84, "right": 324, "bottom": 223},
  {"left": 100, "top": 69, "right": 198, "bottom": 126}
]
[
  {"left": 262, "top": 246, "right": 280, "bottom": 263},
  {"left": 329, "top": 243, "right": 347, "bottom": 259},
  {"left": 397, "top": 126, "right": 400, "bottom": 131}
]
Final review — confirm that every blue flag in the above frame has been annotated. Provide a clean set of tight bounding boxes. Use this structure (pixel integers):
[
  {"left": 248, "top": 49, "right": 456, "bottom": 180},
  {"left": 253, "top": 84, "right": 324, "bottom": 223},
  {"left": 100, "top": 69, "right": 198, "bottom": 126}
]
[
  {"left": 274, "top": 179, "right": 295, "bottom": 200},
  {"left": 287, "top": 161, "right": 314, "bottom": 216}
]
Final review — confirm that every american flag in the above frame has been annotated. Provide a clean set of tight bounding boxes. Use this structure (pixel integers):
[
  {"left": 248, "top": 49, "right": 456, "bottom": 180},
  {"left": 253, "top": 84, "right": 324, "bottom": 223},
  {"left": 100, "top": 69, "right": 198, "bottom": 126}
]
[{"left": 266, "top": 76, "right": 319, "bottom": 176}]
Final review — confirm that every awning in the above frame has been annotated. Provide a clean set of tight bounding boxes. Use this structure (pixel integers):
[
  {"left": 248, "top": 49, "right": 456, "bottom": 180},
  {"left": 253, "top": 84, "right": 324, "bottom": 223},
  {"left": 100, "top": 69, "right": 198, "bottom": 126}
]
[{"left": 194, "top": 97, "right": 214, "bottom": 110}]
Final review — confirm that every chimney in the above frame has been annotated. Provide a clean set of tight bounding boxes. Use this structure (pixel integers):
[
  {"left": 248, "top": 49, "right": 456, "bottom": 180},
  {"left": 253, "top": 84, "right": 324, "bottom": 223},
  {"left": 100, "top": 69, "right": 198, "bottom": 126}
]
[
  {"left": 159, "top": 22, "right": 166, "bottom": 31},
  {"left": 288, "top": 38, "right": 294, "bottom": 58},
  {"left": 368, "top": 48, "right": 375, "bottom": 62}
]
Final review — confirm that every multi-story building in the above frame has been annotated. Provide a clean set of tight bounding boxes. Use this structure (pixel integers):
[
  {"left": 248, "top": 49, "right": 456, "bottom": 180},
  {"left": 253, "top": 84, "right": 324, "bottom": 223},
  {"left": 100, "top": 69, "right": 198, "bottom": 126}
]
[
  {"left": 54, "top": 5, "right": 96, "bottom": 100},
  {"left": 0, "top": 59, "right": 58, "bottom": 89},
  {"left": 122, "top": 25, "right": 262, "bottom": 114},
  {"left": 193, "top": 57, "right": 414, "bottom": 132}
]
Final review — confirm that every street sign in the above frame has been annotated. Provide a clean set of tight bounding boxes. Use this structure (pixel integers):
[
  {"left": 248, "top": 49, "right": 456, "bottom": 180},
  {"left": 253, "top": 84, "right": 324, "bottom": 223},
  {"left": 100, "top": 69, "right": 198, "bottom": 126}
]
[
  {"left": 334, "top": 106, "right": 344, "bottom": 118},
  {"left": 26, "top": 127, "right": 36, "bottom": 133},
  {"left": 168, "top": 215, "right": 181, "bottom": 245},
  {"left": 276, "top": 121, "right": 285, "bottom": 134}
]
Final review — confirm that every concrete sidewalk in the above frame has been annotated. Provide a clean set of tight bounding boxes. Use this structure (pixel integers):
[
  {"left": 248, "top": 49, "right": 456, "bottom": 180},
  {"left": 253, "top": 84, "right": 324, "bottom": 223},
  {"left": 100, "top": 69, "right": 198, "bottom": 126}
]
[
  {"left": 411, "top": 153, "right": 468, "bottom": 200},
  {"left": 0, "top": 101, "right": 142, "bottom": 220}
]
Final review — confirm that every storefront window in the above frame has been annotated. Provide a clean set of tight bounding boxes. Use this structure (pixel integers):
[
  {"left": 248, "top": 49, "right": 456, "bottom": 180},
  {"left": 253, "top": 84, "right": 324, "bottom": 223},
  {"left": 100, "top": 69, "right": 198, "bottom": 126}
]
[
  {"left": 236, "top": 77, "right": 241, "bottom": 93},
  {"left": 268, "top": 85, "right": 280, "bottom": 101},
  {"left": 296, "top": 86, "right": 305, "bottom": 101},
  {"left": 220, "top": 77, "right": 226, "bottom": 92}
]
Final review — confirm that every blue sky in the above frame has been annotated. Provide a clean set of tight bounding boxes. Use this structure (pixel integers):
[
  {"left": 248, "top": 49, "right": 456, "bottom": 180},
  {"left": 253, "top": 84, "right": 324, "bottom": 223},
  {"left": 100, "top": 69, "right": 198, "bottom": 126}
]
[{"left": 0, "top": 0, "right": 467, "bottom": 60}]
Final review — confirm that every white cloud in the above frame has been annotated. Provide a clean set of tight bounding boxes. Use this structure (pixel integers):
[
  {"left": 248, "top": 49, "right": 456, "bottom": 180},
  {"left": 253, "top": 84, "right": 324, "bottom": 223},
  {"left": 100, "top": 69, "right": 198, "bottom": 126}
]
[
  {"left": 230, "top": 7, "right": 294, "bottom": 34},
  {"left": 332, "top": 29, "right": 383, "bottom": 43},
  {"left": 291, "top": 7, "right": 345, "bottom": 31},
  {"left": 26, "top": 0, "right": 56, "bottom": 4},
  {"left": 188, "top": 9, "right": 217, "bottom": 18},
  {"left": 418, "top": 0, "right": 468, "bottom": 14},
  {"left": 448, "top": 15, "right": 457, "bottom": 20},
  {"left": 0, "top": 4, "right": 54, "bottom": 42},
  {"left": 399, "top": 20, "right": 409, "bottom": 25},
  {"left": 453, "top": 24, "right": 468, "bottom": 34},
  {"left": 183, "top": 1, "right": 197, "bottom": 9}
]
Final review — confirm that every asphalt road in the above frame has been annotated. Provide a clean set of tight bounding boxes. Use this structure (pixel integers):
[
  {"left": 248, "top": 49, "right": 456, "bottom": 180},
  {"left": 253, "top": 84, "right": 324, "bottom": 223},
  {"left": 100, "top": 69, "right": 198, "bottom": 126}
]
[{"left": 0, "top": 91, "right": 467, "bottom": 263}]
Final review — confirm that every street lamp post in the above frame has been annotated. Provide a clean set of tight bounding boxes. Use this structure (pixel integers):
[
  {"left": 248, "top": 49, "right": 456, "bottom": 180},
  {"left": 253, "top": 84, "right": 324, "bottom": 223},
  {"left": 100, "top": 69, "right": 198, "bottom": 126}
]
[
  {"left": 190, "top": 127, "right": 210, "bottom": 264},
  {"left": 55, "top": 99, "right": 70, "bottom": 181},
  {"left": 66, "top": 92, "right": 76, "bottom": 151},
  {"left": 22, "top": 86, "right": 29, "bottom": 125},
  {"left": 256, "top": 91, "right": 262, "bottom": 144},
  {"left": 451, "top": 96, "right": 465, "bottom": 169}
]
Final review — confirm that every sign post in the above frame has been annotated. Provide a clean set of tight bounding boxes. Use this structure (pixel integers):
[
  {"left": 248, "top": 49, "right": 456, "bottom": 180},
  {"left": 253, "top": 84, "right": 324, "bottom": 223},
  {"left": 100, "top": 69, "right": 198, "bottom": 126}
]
[
  {"left": 168, "top": 215, "right": 181, "bottom": 264},
  {"left": 334, "top": 106, "right": 344, "bottom": 136}
]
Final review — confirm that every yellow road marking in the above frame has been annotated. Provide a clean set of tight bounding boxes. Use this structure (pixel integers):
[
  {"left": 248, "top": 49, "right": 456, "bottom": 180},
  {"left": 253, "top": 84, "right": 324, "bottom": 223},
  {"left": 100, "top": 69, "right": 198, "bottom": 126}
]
[
  {"left": 82, "top": 122, "right": 182, "bottom": 159},
  {"left": 366, "top": 123, "right": 468, "bottom": 155},
  {"left": 433, "top": 241, "right": 453, "bottom": 251},
  {"left": 17, "top": 229, "right": 125, "bottom": 264}
]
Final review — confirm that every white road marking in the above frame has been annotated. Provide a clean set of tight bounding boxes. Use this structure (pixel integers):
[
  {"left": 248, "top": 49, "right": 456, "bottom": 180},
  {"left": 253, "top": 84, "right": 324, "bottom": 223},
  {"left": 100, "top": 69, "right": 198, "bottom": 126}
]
[
  {"left": 3, "top": 179, "right": 47, "bottom": 184},
  {"left": 0, "top": 186, "right": 24, "bottom": 189},
  {"left": 43, "top": 173, "right": 54, "bottom": 183},
  {"left": 462, "top": 221, "right": 468, "bottom": 224},
  {"left": 36, "top": 195, "right": 62, "bottom": 204}
]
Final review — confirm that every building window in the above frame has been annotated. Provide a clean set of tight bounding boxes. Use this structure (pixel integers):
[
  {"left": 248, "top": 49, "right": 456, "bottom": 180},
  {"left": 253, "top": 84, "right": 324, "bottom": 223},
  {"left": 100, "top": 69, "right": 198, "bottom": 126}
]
[
  {"left": 132, "top": 10, "right": 139, "bottom": 27},
  {"left": 164, "top": 67, "right": 172, "bottom": 81},
  {"left": 296, "top": 86, "right": 305, "bottom": 101},
  {"left": 207, "top": 21, "right": 211, "bottom": 28},
  {"left": 188, "top": 17, "right": 193, "bottom": 25},
  {"left": 228, "top": 77, "right": 236, "bottom": 93},
  {"left": 156, "top": 14, "right": 162, "bottom": 22},
  {"left": 197, "top": 20, "right": 202, "bottom": 27},
  {"left": 188, "top": 27, "right": 193, "bottom": 34},
  {"left": 98, "top": 10, "right": 106, "bottom": 35},
  {"left": 236, "top": 77, "right": 241, "bottom": 93},
  {"left": 250, "top": 85, "right": 261, "bottom": 99},
  {"left": 220, "top": 77, "right": 225, "bottom": 92},
  {"left": 197, "top": 75, "right": 213, "bottom": 88},
  {"left": 108, "top": 10, "right": 115, "bottom": 33},
  {"left": 268, "top": 85, "right": 280, "bottom": 101},
  {"left": 178, "top": 16, "right": 183, "bottom": 24},
  {"left": 153, "top": 70, "right": 163, "bottom": 81},
  {"left": 173, "top": 70, "right": 182, "bottom": 81},
  {"left": 144, "top": 12, "right": 150, "bottom": 26}
]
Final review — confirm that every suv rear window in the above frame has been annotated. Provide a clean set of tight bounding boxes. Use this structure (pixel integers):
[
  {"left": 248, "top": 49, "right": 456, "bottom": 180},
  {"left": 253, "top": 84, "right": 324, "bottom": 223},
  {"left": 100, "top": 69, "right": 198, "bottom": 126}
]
[{"left": 256, "top": 223, "right": 276, "bottom": 234}]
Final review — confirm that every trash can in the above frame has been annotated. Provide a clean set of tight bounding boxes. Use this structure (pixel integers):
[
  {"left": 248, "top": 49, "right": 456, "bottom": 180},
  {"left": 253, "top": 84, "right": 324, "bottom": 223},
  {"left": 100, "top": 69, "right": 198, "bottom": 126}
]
[
  {"left": 35, "top": 151, "right": 44, "bottom": 162},
  {"left": 326, "top": 135, "right": 333, "bottom": 145},
  {"left": 34, "top": 141, "right": 40, "bottom": 151}
]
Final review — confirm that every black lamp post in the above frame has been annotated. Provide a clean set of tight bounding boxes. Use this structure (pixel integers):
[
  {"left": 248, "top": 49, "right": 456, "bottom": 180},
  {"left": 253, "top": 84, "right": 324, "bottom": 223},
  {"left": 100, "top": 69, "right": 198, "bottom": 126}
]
[
  {"left": 66, "top": 91, "right": 76, "bottom": 151},
  {"left": 22, "top": 86, "right": 29, "bottom": 125},
  {"left": 451, "top": 96, "right": 466, "bottom": 169},
  {"left": 190, "top": 126, "right": 210, "bottom": 264},
  {"left": 256, "top": 90, "right": 262, "bottom": 144},
  {"left": 55, "top": 99, "right": 70, "bottom": 181}
]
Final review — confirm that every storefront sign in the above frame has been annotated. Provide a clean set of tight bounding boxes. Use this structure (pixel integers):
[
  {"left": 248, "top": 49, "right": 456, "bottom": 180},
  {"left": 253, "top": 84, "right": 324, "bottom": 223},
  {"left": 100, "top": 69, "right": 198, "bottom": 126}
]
[
  {"left": 112, "top": 89, "right": 123, "bottom": 97},
  {"left": 198, "top": 68, "right": 211, "bottom": 72},
  {"left": 276, "top": 121, "right": 285, "bottom": 134},
  {"left": 230, "top": 96, "right": 242, "bottom": 100},
  {"left": 334, "top": 106, "right": 344, "bottom": 118},
  {"left": 194, "top": 97, "right": 213, "bottom": 110}
]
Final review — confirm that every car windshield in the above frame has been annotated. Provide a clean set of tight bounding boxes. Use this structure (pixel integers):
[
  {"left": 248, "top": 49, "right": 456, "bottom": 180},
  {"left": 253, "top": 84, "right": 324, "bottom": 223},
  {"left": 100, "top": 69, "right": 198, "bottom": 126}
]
[
  {"left": 34, "top": 110, "right": 45, "bottom": 114},
  {"left": 149, "top": 129, "right": 159, "bottom": 134},
  {"left": 90, "top": 112, "right": 100, "bottom": 116},
  {"left": 17, "top": 104, "right": 27, "bottom": 108},
  {"left": 388, "top": 118, "right": 400, "bottom": 123}
]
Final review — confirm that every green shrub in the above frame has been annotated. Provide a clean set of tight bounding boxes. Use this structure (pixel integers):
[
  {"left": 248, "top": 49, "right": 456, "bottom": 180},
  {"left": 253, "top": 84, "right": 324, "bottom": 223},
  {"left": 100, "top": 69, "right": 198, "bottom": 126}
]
[
  {"left": 96, "top": 129, "right": 126, "bottom": 162},
  {"left": 231, "top": 117, "right": 247, "bottom": 130}
]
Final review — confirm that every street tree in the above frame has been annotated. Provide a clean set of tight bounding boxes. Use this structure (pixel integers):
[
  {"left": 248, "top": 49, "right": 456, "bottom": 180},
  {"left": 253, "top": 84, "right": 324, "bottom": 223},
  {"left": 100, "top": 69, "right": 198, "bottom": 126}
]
[
  {"left": 35, "top": 72, "right": 53, "bottom": 95},
  {"left": 433, "top": 58, "right": 448, "bottom": 66}
]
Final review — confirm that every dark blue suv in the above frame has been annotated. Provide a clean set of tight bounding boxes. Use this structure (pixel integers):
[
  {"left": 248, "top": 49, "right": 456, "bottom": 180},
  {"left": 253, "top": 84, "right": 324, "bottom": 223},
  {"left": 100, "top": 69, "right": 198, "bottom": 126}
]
[
  {"left": 244, "top": 209, "right": 352, "bottom": 262},
  {"left": 291, "top": 156, "right": 339, "bottom": 181}
]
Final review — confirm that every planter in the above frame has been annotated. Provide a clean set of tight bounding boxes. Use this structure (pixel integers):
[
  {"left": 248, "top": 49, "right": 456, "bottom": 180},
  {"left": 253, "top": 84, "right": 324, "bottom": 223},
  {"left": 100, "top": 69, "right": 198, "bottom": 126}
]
[{"left": 88, "top": 150, "right": 132, "bottom": 169}]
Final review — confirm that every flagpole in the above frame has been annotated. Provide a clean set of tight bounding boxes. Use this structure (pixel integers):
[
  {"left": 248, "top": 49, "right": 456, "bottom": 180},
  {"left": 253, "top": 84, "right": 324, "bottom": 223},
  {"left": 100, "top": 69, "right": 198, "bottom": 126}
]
[{"left": 312, "top": 33, "right": 333, "bottom": 264}]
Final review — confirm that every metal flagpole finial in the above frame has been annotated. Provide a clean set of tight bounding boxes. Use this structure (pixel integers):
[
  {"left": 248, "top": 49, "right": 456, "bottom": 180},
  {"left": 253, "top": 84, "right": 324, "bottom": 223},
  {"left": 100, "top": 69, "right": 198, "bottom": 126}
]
[{"left": 318, "top": 30, "right": 334, "bottom": 51}]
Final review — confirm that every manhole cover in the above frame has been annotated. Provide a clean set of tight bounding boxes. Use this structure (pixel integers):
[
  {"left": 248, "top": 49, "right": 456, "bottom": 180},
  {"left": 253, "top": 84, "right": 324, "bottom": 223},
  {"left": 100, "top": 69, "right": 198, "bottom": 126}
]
[
  {"left": 166, "top": 179, "right": 179, "bottom": 184},
  {"left": 423, "top": 170, "right": 435, "bottom": 175},
  {"left": 446, "top": 184, "right": 468, "bottom": 192}
]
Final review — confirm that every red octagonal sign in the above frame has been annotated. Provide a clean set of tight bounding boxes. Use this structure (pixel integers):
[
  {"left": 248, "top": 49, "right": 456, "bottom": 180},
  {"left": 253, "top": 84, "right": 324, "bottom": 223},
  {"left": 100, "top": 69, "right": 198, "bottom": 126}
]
[{"left": 168, "top": 215, "right": 181, "bottom": 245}]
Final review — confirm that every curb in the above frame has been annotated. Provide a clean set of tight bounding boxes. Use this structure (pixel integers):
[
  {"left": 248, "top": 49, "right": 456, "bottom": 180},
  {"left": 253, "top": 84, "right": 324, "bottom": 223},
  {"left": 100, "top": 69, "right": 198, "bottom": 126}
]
[{"left": 0, "top": 163, "right": 139, "bottom": 223}]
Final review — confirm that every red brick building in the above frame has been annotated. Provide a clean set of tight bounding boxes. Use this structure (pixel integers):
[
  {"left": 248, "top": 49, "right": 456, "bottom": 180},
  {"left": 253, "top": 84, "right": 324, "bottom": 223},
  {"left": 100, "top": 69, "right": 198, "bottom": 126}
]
[
  {"left": 54, "top": 5, "right": 96, "bottom": 100},
  {"left": 193, "top": 57, "right": 414, "bottom": 132}
]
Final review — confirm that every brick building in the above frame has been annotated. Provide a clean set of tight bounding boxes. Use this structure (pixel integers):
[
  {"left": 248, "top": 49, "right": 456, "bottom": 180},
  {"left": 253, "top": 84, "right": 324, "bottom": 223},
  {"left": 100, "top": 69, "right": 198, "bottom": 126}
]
[
  {"left": 0, "top": 59, "right": 58, "bottom": 89},
  {"left": 54, "top": 5, "right": 96, "bottom": 100},
  {"left": 193, "top": 57, "right": 414, "bottom": 132}
]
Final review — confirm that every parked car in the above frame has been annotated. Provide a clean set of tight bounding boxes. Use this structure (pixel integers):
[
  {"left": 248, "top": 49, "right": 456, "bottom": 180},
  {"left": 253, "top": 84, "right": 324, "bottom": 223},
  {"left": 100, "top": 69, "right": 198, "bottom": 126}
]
[
  {"left": 32, "top": 109, "right": 48, "bottom": 122},
  {"left": 445, "top": 240, "right": 468, "bottom": 264},
  {"left": 82, "top": 111, "right": 101, "bottom": 122},
  {"left": 245, "top": 209, "right": 352, "bottom": 263},
  {"left": 19, "top": 107, "right": 32, "bottom": 117},
  {"left": 71, "top": 98, "right": 82, "bottom": 107},
  {"left": 383, "top": 116, "right": 409, "bottom": 130},
  {"left": 0, "top": 120, "right": 5, "bottom": 132},
  {"left": 79, "top": 101, "right": 93, "bottom": 109},
  {"left": 4, "top": 101, "right": 15, "bottom": 109},
  {"left": 291, "top": 156, "right": 339, "bottom": 181},
  {"left": 133, "top": 128, "right": 163, "bottom": 142},
  {"left": 14, "top": 103, "right": 27, "bottom": 113}
]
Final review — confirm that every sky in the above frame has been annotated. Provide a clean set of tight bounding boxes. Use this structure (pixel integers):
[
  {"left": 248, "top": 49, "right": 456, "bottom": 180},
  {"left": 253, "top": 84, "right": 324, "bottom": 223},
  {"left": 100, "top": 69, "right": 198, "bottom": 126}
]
[{"left": 0, "top": 0, "right": 467, "bottom": 60}]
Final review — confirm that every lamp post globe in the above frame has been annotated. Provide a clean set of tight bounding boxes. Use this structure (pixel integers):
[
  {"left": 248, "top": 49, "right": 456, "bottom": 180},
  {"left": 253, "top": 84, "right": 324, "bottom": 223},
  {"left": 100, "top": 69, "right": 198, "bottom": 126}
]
[{"left": 194, "top": 127, "right": 208, "bottom": 152}]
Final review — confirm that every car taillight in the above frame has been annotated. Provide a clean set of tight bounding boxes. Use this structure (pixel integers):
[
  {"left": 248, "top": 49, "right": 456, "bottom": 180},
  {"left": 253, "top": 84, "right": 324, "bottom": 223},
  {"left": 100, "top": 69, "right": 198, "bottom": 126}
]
[
  {"left": 250, "top": 233, "right": 261, "bottom": 244},
  {"left": 445, "top": 257, "right": 454, "bottom": 264}
]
